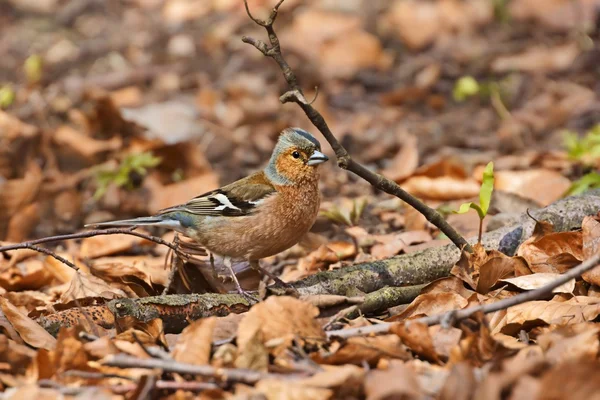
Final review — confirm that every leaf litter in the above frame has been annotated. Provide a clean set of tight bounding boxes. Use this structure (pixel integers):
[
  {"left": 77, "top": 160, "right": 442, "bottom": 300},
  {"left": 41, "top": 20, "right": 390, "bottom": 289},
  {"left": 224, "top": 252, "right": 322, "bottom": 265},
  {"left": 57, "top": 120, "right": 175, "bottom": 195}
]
[{"left": 0, "top": 0, "right": 600, "bottom": 398}]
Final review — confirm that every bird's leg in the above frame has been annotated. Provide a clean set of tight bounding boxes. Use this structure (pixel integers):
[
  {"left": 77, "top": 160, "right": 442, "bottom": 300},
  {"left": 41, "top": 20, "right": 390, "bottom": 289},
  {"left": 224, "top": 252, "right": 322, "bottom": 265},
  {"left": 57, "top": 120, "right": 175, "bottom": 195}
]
[
  {"left": 224, "top": 257, "right": 257, "bottom": 303},
  {"left": 209, "top": 252, "right": 218, "bottom": 281},
  {"left": 250, "top": 259, "right": 296, "bottom": 293}
]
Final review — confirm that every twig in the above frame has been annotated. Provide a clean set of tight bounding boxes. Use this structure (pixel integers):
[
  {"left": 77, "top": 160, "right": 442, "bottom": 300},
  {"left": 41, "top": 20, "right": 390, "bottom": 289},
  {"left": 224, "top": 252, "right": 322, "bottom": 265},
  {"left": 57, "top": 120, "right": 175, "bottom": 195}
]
[
  {"left": 241, "top": 0, "right": 472, "bottom": 253},
  {"left": 326, "top": 251, "right": 600, "bottom": 339},
  {"left": 102, "top": 354, "right": 299, "bottom": 385},
  {"left": 0, "top": 227, "right": 186, "bottom": 263},
  {"left": 19, "top": 243, "right": 79, "bottom": 270}
]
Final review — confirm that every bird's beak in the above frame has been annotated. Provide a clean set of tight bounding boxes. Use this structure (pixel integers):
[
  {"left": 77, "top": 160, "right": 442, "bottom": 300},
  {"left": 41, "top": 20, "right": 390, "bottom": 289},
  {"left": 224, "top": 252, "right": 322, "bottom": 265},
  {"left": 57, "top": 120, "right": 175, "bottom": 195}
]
[{"left": 307, "top": 150, "right": 329, "bottom": 166}]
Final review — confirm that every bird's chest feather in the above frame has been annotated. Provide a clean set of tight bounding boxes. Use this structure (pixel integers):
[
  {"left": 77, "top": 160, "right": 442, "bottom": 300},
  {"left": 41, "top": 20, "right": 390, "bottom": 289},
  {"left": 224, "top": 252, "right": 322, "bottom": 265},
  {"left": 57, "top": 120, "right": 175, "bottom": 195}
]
[{"left": 196, "top": 181, "right": 320, "bottom": 259}]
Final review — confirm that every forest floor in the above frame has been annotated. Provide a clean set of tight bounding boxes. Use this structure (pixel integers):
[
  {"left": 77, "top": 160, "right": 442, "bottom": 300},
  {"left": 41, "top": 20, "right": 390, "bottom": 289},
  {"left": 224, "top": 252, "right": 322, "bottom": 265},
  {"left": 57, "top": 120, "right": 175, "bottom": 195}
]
[{"left": 1, "top": 0, "right": 600, "bottom": 398}]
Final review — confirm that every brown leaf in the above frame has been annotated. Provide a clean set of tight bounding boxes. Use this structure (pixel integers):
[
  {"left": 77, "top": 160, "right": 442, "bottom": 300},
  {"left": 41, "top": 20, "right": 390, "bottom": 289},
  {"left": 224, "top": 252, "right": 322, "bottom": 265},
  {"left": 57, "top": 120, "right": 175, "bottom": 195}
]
[
  {"left": 237, "top": 296, "right": 325, "bottom": 356},
  {"left": 582, "top": 215, "right": 600, "bottom": 285},
  {"left": 504, "top": 296, "right": 600, "bottom": 332},
  {"left": 54, "top": 126, "right": 122, "bottom": 158},
  {"left": 298, "top": 364, "right": 365, "bottom": 394},
  {"left": 439, "top": 362, "right": 476, "bottom": 400},
  {"left": 382, "top": 134, "right": 419, "bottom": 182},
  {"left": 370, "top": 230, "right": 432, "bottom": 259},
  {"left": 517, "top": 231, "right": 583, "bottom": 272},
  {"left": 364, "top": 362, "right": 422, "bottom": 400},
  {"left": 234, "top": 326, "right": 269, "bottom": 372},
  {"left": 314, "top": 335, "right": 410, "bottom": 366},
  {"left": 60, "top": 272, "right": 127, "bottom": 303},
  {"left": 492, "top": 169, "right": 571, "bottom": 206},
  {"left": 501, "top": 273, "right": 575, "bottom": 294},
  {"left": 537, "top": 323, "right": 599, "bottom": 364},
  {"left": 492, "top": 43, "right": 580, "bottom": 73},
  {"left": 477, "top": 255, "right": 522, "bottom": 294},
  {"left": 171, "top": 317, "right": 215, "bottom": 365},
  {"left": 80, "top": 234, "right": 149, "bottom": 259},
  {"left": 392, "top": 321, "right": 441, "bottom": 363},
  {"left": 402, "top": 176, "right": 481, "bottom": 201},
  {"left": 536, "top": 360, "right": 600, "bottom": 400},
  {"left": 253, "top": 379, "right": 332, "bottom": 400},
  {"left": 389, "top": 292, "right": 469, "bottom": 322},
  {"left": 0, "top": 297, "right": 56, "bottom": 350}
]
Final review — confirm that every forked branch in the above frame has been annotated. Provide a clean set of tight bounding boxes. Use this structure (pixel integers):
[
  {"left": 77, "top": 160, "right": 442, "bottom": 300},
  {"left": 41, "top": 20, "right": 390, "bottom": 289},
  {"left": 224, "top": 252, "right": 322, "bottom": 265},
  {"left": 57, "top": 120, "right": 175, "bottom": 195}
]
[{"left": 241, "top": 0, "right": 472, "bottom": 252}]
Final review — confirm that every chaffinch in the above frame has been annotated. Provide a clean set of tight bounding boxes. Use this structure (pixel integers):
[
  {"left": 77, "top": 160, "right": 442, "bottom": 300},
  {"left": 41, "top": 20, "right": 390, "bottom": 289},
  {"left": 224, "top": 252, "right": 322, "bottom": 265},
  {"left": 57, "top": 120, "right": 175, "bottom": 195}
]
[{"left": 88, "top": 127, "right": 328, "bottom": 298}]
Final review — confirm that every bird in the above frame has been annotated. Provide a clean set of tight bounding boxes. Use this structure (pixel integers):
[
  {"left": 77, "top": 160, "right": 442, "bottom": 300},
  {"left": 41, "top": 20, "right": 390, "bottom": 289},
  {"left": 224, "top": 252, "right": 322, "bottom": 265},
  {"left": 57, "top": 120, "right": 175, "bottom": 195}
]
[{"left": 86, "top": 127, "right": 329, "bottom": 299}]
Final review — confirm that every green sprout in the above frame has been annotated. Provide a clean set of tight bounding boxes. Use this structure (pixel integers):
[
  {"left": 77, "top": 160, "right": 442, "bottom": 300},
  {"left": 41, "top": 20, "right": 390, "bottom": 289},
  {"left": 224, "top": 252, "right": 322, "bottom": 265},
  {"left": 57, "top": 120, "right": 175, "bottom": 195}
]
[
  {"left": 24, "top": 55, "right": 43, "bottom": 85},
  {"left": 453, "top": 76, "right": 480, "bottom": 102},
  {"left": 455, "top": 161, "right": 494, "bottom": 244},
  {"left": 0, "top": 86, "right": 15, "bottom": 109},
  {"left": 563, "top": 124, "right": 600, "bottom": 165},
  {"left": 94, "top": 152, "right": 162, "bottom": 200},
  {"left": 566, "top": 172, "right": 600, "bottom": 196}
]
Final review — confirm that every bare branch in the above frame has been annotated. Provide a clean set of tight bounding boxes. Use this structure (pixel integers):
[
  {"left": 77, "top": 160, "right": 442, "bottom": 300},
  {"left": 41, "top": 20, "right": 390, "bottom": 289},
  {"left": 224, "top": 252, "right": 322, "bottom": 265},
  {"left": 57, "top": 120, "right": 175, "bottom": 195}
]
[
  {"left": 326, "top": 251, "right": 600, "bottom": 339},
  {"left": 0, "top": 228, "right": 194, "bottom": 272},
  {"left": 241, "top": 0, "right": 472, "bottom": 253},
  {"left": 20, "top": 243, "right": 79, "bottom": 270},
  {"left": 102, "top": 354, "right": 302, "bottom": 384}
]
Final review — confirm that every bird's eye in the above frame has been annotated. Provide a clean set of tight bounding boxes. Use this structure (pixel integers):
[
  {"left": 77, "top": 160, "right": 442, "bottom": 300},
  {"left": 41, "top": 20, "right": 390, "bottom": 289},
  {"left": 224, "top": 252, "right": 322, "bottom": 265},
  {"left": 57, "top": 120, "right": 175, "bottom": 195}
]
[{"left": 292, "top": 151, "right": 300, "bottom": 159}]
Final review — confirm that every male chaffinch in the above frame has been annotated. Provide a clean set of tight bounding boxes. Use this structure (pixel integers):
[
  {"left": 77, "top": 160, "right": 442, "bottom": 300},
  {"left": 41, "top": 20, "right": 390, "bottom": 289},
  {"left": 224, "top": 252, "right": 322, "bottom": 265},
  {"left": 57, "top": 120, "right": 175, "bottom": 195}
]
[{"left": 88, "top": 127, "right": 329, "bottom": 297}]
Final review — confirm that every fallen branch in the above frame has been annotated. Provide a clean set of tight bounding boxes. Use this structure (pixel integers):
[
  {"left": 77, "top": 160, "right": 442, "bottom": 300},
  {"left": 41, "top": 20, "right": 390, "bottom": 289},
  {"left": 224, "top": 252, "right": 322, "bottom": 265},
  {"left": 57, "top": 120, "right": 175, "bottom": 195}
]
[
  {"left": 326, "top": 249, "right": 600, "bottom": 339},
  {"left": 241, "top": 0, "right": 471, "bottom": 253},
  {"left": 102, "top": 354, "right": 299, "bottom": 385}
]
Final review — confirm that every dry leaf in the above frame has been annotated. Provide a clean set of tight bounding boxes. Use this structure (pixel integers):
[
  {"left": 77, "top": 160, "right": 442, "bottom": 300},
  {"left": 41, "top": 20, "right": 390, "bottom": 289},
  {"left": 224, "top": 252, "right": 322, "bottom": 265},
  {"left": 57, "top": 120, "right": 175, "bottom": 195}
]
[
  {"left": 492, "top": 169, "right": 571, "bottom": 206},
  {"left": 253, "top": 379, "right": 332, "bottom": 400},
  {"left": 504, "top": 296, "right": 600, "bottom": 331},
  {"left": 364, "top": 362, "right": 422, "bottom": 400},
  {"left": 0, "top": 298, "right": 56, "bottom": 350},
  {"left": 392, "top": 321, "right": 441, "bottom": 363},
  {"left": 171, "top": 317, "right": 215, "bottom": 365},
  {"left": 383, "top": 134, "right": 419, "bottom": 182},
  {"left": 80, "top": 234, "right": 148, "bottom": 259},
  {"left": 402, "top": 176, "right": 480, "bottom": 201},
  {"left": 314, "top": 335, "right": 410, "bottom": 366},
  {"left": 537, "top": 323, "right": 600, "bottom": 364},
  {"left": 237, "top": 296, "right": 325, "bottom": 356},
  {"left": 582, "top": 215, "right": 600, "bottom": 285},
  {"left": 517, "top": 231, "right": 583, "bottom": 272},
  {"left": 501, "top": 273, "right": 575, "bottom": 294},
  {"left": 54, "top": 126, "right": 122, "bottom": 158},
  {"left": 60, "top": 272, "right": 127, "bottom": 303},
  {"left": 492, "top": 43, "right": 580, "bottom": 73},
  {"left": 390, "top": 292, "right": 469, "bottom": 322}
]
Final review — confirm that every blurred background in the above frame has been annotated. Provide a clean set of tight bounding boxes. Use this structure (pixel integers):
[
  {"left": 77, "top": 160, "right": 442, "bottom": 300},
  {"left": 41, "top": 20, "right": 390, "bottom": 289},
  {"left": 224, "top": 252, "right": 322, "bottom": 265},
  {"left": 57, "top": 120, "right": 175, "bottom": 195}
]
[{"left": 1, "top": 0, "right": 599, "bottom": 292}]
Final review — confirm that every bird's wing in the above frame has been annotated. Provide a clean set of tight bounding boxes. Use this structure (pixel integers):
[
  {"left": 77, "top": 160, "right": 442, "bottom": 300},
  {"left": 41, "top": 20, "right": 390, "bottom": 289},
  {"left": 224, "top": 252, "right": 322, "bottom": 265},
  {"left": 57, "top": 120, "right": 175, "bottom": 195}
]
[{"left": 158, "top": 171, "right": 276, "bottom": 217}]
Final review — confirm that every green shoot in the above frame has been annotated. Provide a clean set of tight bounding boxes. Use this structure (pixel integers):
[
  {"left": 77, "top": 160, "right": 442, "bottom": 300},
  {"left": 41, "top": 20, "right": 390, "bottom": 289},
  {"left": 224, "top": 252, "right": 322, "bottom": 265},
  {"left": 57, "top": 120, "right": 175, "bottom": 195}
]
[
  {"left": 24, "top": 55, "right": 43, "bottom": 85},
  {"left": 0, "top": 86, "right": 15, "bottom": 109},
  {"left": 563, "top": 124, "right": 600, "bottom": 165},
  {"left": 455, "top": 162, "right": 494, "bottom": 244},
  {"left": 453, "top": 76, "right": 480, "bottom": 102},
  {"left": 94, "top": 152, "right": 162, "bottom": 200},
  {"left": 565, "top": 172, "right": 600, "bottom": 196}
]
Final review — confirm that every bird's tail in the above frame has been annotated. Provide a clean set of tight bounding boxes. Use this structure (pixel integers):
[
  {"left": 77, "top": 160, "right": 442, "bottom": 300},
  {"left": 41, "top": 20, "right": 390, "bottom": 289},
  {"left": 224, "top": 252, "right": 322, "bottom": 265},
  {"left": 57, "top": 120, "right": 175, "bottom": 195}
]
[{"left": 85, "top": 215, "right": 182, "bottom": 230}]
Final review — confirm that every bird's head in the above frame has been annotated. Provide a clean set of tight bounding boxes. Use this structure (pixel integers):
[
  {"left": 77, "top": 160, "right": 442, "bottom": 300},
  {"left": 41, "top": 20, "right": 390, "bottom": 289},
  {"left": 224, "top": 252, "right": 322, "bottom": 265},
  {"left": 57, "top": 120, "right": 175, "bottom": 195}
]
[{"left": 266, "top": 127, "right": 328, "bottom": 185}]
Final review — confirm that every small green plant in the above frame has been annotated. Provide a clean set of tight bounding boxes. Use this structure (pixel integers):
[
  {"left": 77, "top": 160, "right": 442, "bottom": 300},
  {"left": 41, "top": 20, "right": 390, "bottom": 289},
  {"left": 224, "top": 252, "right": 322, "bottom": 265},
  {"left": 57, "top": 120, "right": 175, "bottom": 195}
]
[
  {"left": 566, "top": 172, "right": 600, "bottom": 196},
  {"left": 321, "top": 198, "right": 368, "bottom": 227},
  {"left": 0, "top": 86, "right": 15, "bottom": 109},
  {"left": 492, "top": 0, "right": 511, "bottom": 24},
  {"left": 455, "top": 161, "right": 494, "bottom": 244},
  {"left": 94, "top": 152, "right": 162, "bottom": 200},
  {"left": 563, "top": 124, "right": 600, "bottom": 165},
  {"left": 452, "top": 76, "right": 480, "bottom": 102},
  {"left": 453, "top": 76, "right": 510, "bottom": 120},
  {"left": 24, "top": 55, "right": 43, "bottom": 84}
]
